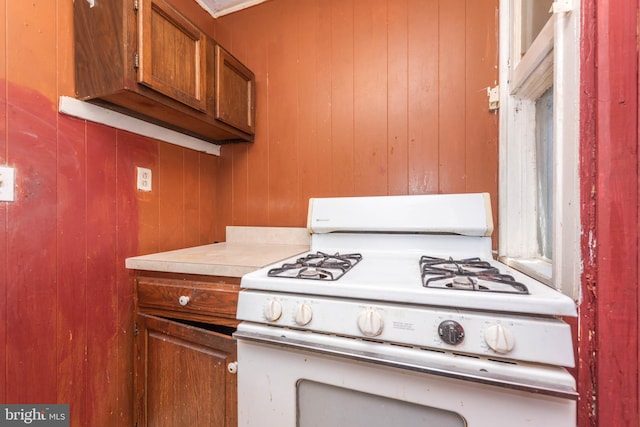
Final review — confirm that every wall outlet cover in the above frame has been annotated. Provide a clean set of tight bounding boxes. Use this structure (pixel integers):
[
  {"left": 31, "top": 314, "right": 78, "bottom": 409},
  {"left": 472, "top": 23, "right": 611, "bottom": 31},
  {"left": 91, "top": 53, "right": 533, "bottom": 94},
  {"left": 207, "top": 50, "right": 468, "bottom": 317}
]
[
  {"left": 137, "top": 167, "right": 152, "bottom": 191},
  {"left": 137, "top": 167, "right": 152, "bottom": 192},
  {"left": 0, "top": 166, "right": 15, "bottom": 202}
]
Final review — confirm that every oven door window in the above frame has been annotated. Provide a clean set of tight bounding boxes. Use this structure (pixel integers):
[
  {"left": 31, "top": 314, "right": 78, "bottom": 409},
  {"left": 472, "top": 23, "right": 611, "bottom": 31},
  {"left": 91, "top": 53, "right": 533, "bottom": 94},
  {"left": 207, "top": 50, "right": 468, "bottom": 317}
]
[{"left": 297, "top": 380, "right": 466, "bottom": 427}]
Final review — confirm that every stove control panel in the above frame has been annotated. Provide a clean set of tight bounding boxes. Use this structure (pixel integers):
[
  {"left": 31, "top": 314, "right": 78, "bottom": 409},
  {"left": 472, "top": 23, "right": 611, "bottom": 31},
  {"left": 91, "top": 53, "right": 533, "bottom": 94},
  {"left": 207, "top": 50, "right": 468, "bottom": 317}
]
[{"left": 237, "top": 290, "right": 575, "bottom": 367}]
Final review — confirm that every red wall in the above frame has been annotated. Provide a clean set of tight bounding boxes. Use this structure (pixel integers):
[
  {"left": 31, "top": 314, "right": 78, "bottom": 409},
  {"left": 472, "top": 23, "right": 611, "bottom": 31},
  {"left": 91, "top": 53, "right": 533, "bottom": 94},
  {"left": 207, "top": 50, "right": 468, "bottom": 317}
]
[
  {"left": 579, "top": 0, "right": 639, "bottom": 425},
  {"left": 0, "top": 1, "right": 224, "bottom": 426}
]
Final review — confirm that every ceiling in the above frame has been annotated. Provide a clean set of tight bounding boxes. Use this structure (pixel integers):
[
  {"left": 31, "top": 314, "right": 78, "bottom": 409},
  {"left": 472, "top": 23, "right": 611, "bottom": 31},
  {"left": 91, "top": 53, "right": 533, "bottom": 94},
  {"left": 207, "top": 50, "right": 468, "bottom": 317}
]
[{"left": 195, "top": 0, "right": 269, "bottom": 17}]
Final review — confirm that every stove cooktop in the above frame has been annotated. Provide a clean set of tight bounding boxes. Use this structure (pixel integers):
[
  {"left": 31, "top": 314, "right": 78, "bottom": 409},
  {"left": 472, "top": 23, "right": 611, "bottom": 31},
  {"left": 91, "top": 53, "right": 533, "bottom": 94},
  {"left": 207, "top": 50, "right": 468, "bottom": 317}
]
[
  {"left": 267, "top": 251, "right": 362, "bottom": 281},
  {"left": 241, "top": 250, "right": 577, "bottom": 317},
  {"left": 419, "top": 256, "right": 529, "bottom": 294}
]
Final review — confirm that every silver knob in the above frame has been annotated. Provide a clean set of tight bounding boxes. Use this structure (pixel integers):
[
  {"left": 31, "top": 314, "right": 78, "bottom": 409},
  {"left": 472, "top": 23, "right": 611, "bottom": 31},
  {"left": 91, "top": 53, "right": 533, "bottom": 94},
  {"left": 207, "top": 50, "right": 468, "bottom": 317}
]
[
  {"left": 227, "top": 361, "right": 238, "bottom": 374},
  {"left": 178, "top": 295, "right": 190, "bottom": 306}
]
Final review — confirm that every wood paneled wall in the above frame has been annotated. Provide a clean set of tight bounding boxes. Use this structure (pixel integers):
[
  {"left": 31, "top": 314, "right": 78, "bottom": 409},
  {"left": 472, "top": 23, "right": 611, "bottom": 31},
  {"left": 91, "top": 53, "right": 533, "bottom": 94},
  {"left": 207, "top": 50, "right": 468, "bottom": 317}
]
[
  {"left": 0, "top": 1, "right": 222, "bottom": 426},
  {"left": 214, "top": 0, "right": 499, "bottom": 232},
  {"left": 0, "top": 0, "right": 498, "bottom": 425}
]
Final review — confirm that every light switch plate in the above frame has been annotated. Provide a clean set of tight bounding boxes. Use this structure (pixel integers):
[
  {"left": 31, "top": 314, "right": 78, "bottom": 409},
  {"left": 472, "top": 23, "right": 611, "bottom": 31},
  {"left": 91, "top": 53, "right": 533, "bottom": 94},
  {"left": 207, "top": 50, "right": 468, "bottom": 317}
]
[
  {"left": 137, "top": 167, "right": 152, "bottom": 192},
  {"left": 0, "top": 166, "right": 15, "bottom": 202}
]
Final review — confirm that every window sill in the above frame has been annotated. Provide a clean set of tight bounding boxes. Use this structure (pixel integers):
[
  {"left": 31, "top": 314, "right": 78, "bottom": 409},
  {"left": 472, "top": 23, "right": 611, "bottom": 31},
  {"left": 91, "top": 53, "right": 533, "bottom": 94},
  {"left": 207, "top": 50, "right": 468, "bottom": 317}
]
[{"left": 499, "top": 256, "right": 552, "bottom": 287}]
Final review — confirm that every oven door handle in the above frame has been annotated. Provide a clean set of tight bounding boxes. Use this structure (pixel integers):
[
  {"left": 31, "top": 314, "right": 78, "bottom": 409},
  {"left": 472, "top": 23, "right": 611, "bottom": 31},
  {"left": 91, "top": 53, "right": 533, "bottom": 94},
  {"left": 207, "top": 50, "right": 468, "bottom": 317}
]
[{"left": 234, "top": 325, "right": 578, "bottom": 401}]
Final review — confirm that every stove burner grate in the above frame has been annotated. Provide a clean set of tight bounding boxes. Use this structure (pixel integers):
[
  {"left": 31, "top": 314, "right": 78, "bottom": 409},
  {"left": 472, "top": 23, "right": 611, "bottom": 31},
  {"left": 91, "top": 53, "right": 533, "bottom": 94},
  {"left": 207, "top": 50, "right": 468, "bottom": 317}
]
[
  {"left": 420, "top": 256, "right": 529, "bottom": 294},
  {"left": 268, "top": 251, "right": 362, "bottom": 281}
]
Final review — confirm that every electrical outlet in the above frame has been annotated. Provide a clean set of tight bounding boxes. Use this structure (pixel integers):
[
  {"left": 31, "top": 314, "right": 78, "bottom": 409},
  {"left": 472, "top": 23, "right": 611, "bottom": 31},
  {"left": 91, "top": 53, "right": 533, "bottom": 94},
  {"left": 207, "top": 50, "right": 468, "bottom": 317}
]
[
  {"left": 137, "top": 167, "right": 152, "bottom": 192},
  {"left": 0, "top": 166, "right": 15, "bottom": 202}
]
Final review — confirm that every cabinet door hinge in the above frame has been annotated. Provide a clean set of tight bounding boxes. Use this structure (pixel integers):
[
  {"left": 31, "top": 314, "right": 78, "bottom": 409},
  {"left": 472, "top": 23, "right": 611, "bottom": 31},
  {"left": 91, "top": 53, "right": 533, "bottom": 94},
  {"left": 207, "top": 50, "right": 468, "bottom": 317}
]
[
  {"left": 134, "top": 322, "right": 139, "bottom": 336},
  {"left": 134, "top": 52, "right": 139, "bottom": 70},
  {"left": 133, "top": 0, "right": 139, "bottom": 12}
]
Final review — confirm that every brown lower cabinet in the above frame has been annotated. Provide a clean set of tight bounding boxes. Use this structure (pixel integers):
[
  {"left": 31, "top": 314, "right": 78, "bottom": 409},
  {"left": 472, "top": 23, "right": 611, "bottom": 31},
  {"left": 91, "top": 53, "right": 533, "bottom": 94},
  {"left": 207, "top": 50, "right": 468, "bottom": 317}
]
[{"left": 133, "top": 273, "right": 240, "bottom": 427}]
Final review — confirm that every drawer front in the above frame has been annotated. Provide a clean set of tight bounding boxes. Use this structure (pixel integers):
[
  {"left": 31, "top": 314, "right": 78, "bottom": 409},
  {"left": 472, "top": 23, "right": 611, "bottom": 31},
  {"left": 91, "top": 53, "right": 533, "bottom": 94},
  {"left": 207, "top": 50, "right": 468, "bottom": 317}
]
[{"left": 137, "top": 279, "right": 238, "bottom": 318}]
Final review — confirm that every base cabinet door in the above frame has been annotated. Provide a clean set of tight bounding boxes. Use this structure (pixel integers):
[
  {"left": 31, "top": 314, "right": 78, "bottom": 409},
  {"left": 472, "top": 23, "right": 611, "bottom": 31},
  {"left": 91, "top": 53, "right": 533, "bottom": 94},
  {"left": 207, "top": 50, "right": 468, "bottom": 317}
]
[{"left": 134, "top": 313, "right": 237, "bottom": 427}]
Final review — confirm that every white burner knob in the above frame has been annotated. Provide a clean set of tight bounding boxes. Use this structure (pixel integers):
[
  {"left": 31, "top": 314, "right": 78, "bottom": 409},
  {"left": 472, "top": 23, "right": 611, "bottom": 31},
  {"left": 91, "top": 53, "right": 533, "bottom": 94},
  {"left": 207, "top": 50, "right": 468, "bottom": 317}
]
[
  {"left": 294, "top": 303, "right": 313, "bottom": 326},
  {"left": 263, "top": 299, "right": 283, "bottom": 322},
  {"left": 357, "top": 307, "right": 384, "bottom": 337},
  {"left": 484, "top": 324, "right": 515, "bottom": 354}
]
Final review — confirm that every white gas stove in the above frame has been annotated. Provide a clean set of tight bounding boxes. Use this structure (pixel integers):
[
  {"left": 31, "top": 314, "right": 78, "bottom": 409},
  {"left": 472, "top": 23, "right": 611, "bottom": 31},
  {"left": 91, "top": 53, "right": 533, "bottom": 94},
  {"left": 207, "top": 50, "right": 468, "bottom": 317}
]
[{"left": 235, "top": 194, "right": 577, "bottom": 427}]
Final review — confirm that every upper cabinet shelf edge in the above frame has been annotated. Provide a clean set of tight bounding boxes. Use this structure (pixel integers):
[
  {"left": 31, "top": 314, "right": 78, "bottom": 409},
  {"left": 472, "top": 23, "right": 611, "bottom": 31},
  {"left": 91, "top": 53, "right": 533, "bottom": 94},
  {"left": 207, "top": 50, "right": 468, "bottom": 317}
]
[{"left": 74, "top": 0, "right": 255, "bottom": 144}]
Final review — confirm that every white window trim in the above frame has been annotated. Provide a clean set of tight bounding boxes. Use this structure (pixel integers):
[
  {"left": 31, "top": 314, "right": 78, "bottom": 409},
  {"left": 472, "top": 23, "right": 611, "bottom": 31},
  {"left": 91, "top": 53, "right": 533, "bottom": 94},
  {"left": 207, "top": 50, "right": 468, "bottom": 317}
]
[{"left": 498, "top": 0, "right": 581, "bottom": 300}]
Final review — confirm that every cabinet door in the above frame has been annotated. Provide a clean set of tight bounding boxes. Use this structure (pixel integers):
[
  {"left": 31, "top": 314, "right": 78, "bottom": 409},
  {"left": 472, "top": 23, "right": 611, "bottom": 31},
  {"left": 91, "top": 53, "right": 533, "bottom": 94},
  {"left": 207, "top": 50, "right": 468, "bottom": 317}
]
[
  {"left": 215, "top": 45, "right": 256, "bottom": 135},
  {"left": 134, "top": 313, "right": 237, "bottom": 427},
  {"left": 137, "top": 0, "right": 207, "bottom": 112}
]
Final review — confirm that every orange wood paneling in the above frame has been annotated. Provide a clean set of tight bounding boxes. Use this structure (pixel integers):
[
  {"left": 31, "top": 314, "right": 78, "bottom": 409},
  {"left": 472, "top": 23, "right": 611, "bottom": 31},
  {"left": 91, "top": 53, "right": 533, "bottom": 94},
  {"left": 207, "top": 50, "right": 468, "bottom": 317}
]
[
  {"left": 297, "top": 0, "right": 327, "bottom": 201},
  {"left": 387, "top": 0, "right": 409, "bottom": 195},
  {"left": 439, "top": 0, "right": 467, "bottom": 194},
  {"left": 312, "top": 1, "right": 335, "bottom": 200},
  {"left": 199, "top": 153, "right": 219, "bottom": 244},
  {"left": 218, "top": 0, "right": 499, "bottom": 228},
  {"left": 230, "top": 144, "right": 249, "bottom": 225},
  {"left": 184, "top": 148, "right": 201, "bottom": 247},
  {"left": 407, "top": 0, "right": 440, "bottom": 195},
  {"left": 354, "top": 0, "right": 388, "bottom": 196},
  {"left": 8, "top": 1, "right": 57, "bottom": 101},
  {"left": 267, "top": 1, "right": 302, "bottom": 225},
  {"left": 216, "top": 145, "right": 233, "bottom": 241},
  {"left": 57, "top": 0, "right": 75, "bottom": 97},
  {"left": 237, "top": 12, "right": 271, "bottom": 226},
  {"left": 330, "top": 0, "right": 356, "bottom": 197}
]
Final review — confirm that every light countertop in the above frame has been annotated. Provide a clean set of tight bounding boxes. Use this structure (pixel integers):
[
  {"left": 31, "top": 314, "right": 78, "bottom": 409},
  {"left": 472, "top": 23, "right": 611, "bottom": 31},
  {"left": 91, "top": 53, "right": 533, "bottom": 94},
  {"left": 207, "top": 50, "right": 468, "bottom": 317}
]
[{"left": 125, "top": 226, "right": 310, "bottom": 277}]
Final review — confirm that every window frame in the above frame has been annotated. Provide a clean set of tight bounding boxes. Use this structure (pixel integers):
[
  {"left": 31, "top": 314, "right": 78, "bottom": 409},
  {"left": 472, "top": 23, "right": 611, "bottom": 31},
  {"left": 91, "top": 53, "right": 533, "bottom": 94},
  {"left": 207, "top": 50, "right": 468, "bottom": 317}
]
[{"left": 498, "top": 0, "right": 581, "bottom": 299}]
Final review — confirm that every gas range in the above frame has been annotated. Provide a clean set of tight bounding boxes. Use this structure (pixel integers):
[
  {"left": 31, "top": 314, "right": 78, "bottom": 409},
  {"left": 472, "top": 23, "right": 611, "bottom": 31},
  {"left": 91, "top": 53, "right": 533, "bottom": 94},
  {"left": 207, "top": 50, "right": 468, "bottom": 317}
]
[{"left": 237, "top": 194, "right": 577, "bottom": 368}]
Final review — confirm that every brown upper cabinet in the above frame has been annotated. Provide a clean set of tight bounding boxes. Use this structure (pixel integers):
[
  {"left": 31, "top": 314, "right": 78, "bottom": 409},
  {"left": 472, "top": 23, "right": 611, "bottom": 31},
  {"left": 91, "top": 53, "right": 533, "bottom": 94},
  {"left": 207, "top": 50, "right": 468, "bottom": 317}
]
[
  {"left": 74, "top": 0, "right": 255, "bottom": 144},
  {"left": 215, "top": 45, "right": 255, "bottom": 135}
]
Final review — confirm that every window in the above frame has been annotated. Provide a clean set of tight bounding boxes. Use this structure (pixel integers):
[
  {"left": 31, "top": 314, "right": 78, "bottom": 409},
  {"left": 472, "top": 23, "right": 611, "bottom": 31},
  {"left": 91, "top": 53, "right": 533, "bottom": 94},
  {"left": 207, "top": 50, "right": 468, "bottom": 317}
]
[{"left": 498, "top": 0, "right": 580, "bottom": 299}]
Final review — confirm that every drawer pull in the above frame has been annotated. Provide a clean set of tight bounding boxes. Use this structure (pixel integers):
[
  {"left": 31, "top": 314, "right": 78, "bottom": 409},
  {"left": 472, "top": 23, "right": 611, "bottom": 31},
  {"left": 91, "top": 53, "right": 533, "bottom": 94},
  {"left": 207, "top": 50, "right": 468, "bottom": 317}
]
[
  {"left": 178, "top": 295, "right": 190, "bottom": 306},
  {"left": 227, "top": 361, "right": 238, "bottom": 374}
]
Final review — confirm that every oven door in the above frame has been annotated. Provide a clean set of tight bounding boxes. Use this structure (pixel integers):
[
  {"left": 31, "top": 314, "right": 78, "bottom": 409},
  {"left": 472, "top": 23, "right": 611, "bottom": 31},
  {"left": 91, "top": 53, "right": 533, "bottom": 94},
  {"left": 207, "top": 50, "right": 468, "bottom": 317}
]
[{"left": 235, "top": 323, "right": 577, "bottom": 427}]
